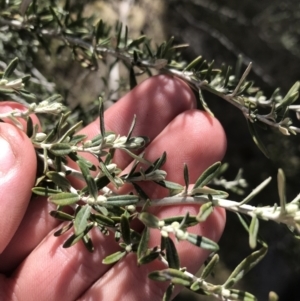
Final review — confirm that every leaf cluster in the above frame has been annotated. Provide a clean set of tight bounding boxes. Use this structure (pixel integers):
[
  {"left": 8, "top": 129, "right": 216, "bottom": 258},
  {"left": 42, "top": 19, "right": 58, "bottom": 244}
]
[{"left": 1, "top": 1, "right": 300, "bottom": 301}]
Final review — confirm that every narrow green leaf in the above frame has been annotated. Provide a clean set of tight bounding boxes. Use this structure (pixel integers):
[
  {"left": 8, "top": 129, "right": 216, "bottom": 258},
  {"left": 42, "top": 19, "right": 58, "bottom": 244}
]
[
  {"left": 194, "top": 162, "right": 221, "bottom": 189},
  {"left": 126, "top": 114, "right": 137, "bottom": 143},
  {"left": 86, "top": 175, "right": 98, "bottom": 200},
  {"left": 149, "top": 269, "right": 193, "bottom": 286},
  {"left": 163, "top": 215, "right": 198, "bottom": 227},
  {"left": 201, "top": 254, "right": 219, "bottom": 279},
  {"left": 90, "top": 213, "right": 115, "bottom": 227},
  {"left": 148, "top": 271, "right": 167, "bottom": 282},
  {"left": 70, "top": 134, "right": 87, "bottom": 145},
  {"left": 236, "top": 213, "right": 250, "bottom": 232},
  {"left": 95, "top": 19, "right": 104, "bottom": 43},
  {"left": 277, "top": 169, "right": 286, "bottom": 215},
  {"left": 107, "top": 195, "right": 139, "bottom": 206},
  {"left": 138, "top": 251, "right": 160, "bottom": 265},
  {"left": 49, "top": 6, "right": 63, "bottom": 28},
  {"left": 155, "top": 180, "right": 184, "bottom": 191},
  {"left": 99, "top": 96, "right": 105, "bottom": 138},
  {"left": 59, "top": 121, "right": 83, "bottom": 143},
  {"left": 139, "top": 212, "right": 160, "bottom": 228},
  {"left": 128, "top": 35, "right": 146, "bottom": 48},
  {"left": 50, "top": 143, "right": 72, "bottom": 156},
  {"left": 102, "top": 251, "right": 126, "bottom": 264},
  {"left": 3, "top": 57, "right": 18, "bottom": 78},
  {"left": 50, "top": 210, "right": 74, "bottom": 221},
  {"left": 192, "top": 187, "right": 229, "bottom": 198},
  {"left": 129, "top": 67, "right": 137, "bottom": 89},
  {"left": 276, "top": 81, "right": 300, "bottom": 110},
  {"left": 120, "top": 215, "right": 131, "bottom": 245},
  {"left": 124, "top": 25, "right": 128, "bottom": 46},
  {"left": 196, "top": 202, "right": 213, "bottom": 222},
  {"left": 183, "top": 55, "right": 202, "bottom": 71},
  {"left": 183, "top": 163, "right": 189, "bottom": 191},
  {"left": 32, "top": 187, "right": 60, "bottom": 196},
  {"left": 46, "top": 171, "right": 70, "bottom": 190},
  {"left": 137, "top": 227, "right": 150, "bottom": 261},
  {"left": 132, "top": 182, "right": 150, "bottom": 201},
  {"left": 239, "top": 177, "right": 272, "bottom": 206},
  {"left": 49, "top": 192, "right": 80, "bottom": 206},
  {"left": 82, "top": 233, "right": 94, "bottom": 253},
  {"left": 99, "top": 161, "right": 119, "bottom": 188},
  {"left": 26, "top": 116, "right": 33, "bottom": 138},
  {"left": 54, "top": 222, "right": 73, "bottom": 237},
  {"left": 74, "top": 205, "right": 91, "bottom": 235},
  {"left": 249, "top": 215, "right": 259, "bottom": 249},
  {"left": 77, "top": 159, "right": 91, "bottom": 179},
  {"left": 198, "top": 88, "right": 214, "bottom": 115},
  {"left": 247, "top": 120, "right": 269, "bottom": 158},
  {"left": 190, "top": 281, "right": 206, "bottom": 293},
  {"left": 224, "top": 245, "right": 268, "bottom": 288},
  {"left": 153, "top": 151, "right": 167, "bottom": 171},
  {"left": 228, "top": 289, "right": 257, "bottom": 301},
  {"left": 163, "top": 284, "right": 175, "bottom": 301},
  {"left": 63, "top": 232, "right": 85, "bottom": 248},
  {"left": 186, "top": 233, "right": 219, "bottom": 251},
  {"left": 165, "top": 237, "right": 180, "bottom": 269},
  {"left": 116, "top": 22, "right": 122, "bottom": 48}
]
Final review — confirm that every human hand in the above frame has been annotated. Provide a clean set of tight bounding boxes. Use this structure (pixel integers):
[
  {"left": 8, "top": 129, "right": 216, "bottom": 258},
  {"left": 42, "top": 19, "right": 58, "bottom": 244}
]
[{"left": 0, "top": 75, "right": 226, "bottom": 301}]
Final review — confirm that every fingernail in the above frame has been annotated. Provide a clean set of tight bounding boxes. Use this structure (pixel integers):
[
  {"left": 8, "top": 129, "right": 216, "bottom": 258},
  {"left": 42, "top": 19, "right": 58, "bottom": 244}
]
[{"left": 0, "top": 130, "right": 17, "bottom": 177}]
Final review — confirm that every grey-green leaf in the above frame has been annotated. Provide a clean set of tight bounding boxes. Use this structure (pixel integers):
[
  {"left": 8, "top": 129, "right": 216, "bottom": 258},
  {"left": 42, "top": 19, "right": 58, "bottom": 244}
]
[
  {"left": 32, "top": 187, "right": 61, "bottom": 196},
  {"left": 46, "top": 171, "right": 71, "bottom": 190},
  {"left": 228, "top": 289, "right": 257, "bottom": 301},
  {"left": 106, "top": 195, "right": 139, "bottom": 206},
  {"left": 63, "top": 232, "right": 85, "bottom": 248},
  {"left": 249, "top": 215, "right": 259, "bottom": 249},
  {"left": 186, "top": 233, "right": 219, "bottom": 251},
  {"left": 54, "top": 222, "right": 73, "bottom": 237},
  {"left": 138, "top": 251, "right": 160, "bottom": 265},
  {"left": 194, "top": 162, "right": 221, "bottom": 189},
  {"left": 102, "top": 251, "right": 126, "bottom": 264},
  {"left": 196, "top": 202, "right": 213, "bottom": 222},
  {"left": 3, "top": 57, "right": 18, "bottom": 78},
  {"left": 82, "top": 233, "right": 94, "bottom": 253},
  {"left": 163, "top": 284, "right": 175, "bottom": 301},
  {"left": 120, "top": 215, "right": 131, "bottom": 245},
  {"left": 49, "top": 192, "right": 80, "bottom": 206},
  {"left": 50, "top": 210, "right": 74, "bottom": 221},
  {"left": 50, "top": 143, "right": 72, "bottom": 156},
  {"left": 201, "top": 254, "right": 219, "bottom": 279},
  {"left": 90, "top": 213, "right": 115, "bottom": 227},
  {"left": 276, "top": 81, "right": 300, "bottom": 111},
  {"left": 183, "top": 163, "right": 189, "bottom": 190},
  {"left": 247, "top": 120, "right": 269, "bottom": 158},
  {"left": 149, "top": 269, "right": 193, "bottom": 286},
  {"left": 224, "top": 245, "right": 268, "bottom": 288},
  {"left": 155, "top": 180, "right": 184, "bottom": 191},
  {"left": 277, "top": 169, "right": 286, "bottom": 215},
  {"left": 137, "top": 227, "right": 150, "bottom": 261},
  {"left": 165, "top": 237, "right": 180, "bottom": 269},
  {"left": 139, "top": 212, "right": 160, "bottom": 229},
  {"left": 74, "top": 205, "right": 91, "bottom": 235}
]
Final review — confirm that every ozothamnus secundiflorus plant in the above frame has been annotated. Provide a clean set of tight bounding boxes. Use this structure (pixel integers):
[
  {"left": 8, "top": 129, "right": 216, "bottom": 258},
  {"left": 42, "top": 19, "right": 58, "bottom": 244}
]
[{"left": 1, "top": 1, "right": 300, "bottom": 300}]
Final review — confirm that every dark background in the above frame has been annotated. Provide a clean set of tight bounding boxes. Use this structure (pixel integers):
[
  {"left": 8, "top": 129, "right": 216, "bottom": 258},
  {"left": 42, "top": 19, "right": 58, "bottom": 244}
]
[{"left": 163, "top": 1, "right": 300, "bottom": 300}]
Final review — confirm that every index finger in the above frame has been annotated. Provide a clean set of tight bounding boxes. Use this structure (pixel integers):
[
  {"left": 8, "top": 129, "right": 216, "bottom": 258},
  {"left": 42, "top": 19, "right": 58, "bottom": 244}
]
[{"left": 76, "top": 74, "right": 197, "bottom": 170}]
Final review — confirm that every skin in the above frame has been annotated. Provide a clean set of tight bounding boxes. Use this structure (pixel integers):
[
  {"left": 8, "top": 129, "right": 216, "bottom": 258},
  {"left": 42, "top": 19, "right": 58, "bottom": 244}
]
[{"left": 0, "top": 75, "right": 227, "bottom": 301}]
